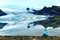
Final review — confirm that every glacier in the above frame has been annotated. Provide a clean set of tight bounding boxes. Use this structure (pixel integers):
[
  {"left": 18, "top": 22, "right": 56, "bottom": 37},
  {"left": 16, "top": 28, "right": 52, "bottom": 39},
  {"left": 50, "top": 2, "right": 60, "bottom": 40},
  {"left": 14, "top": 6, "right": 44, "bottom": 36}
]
[
  {"left": 0, "top": 11, "right": 60, "bottom": 36},
  {"left": 0, "top": 11, "right": 49, "bottom": 36}
]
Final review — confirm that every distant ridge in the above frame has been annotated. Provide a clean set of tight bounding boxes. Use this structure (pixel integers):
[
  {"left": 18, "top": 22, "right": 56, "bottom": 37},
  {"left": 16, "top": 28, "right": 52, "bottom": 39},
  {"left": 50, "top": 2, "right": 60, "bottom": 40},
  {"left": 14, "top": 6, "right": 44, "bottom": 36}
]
[{"left": 32, "top": 5, "right": 60, "bottom": 15}]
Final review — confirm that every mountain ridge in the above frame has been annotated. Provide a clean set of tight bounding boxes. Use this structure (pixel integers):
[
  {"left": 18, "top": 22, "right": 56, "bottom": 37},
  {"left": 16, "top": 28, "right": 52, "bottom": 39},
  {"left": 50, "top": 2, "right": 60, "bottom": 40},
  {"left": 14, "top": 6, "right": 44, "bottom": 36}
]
[{"left": 32, "top": 5, "right": 60, "bottom": 15}]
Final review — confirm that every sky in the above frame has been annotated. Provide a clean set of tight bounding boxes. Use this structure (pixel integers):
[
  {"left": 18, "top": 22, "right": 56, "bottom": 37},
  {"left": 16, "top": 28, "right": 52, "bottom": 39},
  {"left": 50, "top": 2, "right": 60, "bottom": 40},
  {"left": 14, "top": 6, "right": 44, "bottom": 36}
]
[{"left": 0, "top": 0, "right": 60, "bottom": 11}]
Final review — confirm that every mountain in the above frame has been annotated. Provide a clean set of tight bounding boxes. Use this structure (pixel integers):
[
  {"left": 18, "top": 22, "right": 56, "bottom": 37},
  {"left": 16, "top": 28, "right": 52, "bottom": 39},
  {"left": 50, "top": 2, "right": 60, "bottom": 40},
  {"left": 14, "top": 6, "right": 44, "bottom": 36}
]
[
  {"left": 32, "top": 5, "right": 60, "bottom": 15},
  {"left": 0, "top": 9, "right": 7, "bottom": 16},
  {"left": 29, "top": 5, "right": 60, "bottom": 28}
]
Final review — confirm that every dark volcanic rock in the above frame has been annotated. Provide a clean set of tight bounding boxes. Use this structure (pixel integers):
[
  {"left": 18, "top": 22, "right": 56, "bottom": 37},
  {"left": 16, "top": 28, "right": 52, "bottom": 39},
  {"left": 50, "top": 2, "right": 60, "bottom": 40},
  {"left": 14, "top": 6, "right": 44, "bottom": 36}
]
[
  {"left": 0, "top": 9, "right": 7, "bottom": 16},
  {"left": 32, "top": 6, "right": 60, "bottom": 15},
  {"left": 0, "top": 23, "right": 7, "bottom": 29},
  {"left": 28, "top": 20, "right": 60, "bottom": 28}
]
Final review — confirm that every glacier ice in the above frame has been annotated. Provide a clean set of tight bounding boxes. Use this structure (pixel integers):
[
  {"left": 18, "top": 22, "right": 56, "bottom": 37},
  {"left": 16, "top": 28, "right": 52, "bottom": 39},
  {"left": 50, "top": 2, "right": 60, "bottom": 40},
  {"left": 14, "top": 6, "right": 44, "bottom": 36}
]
[
  {"left": 0, "top": 24, "right": 45, "bottom": 36},
  {"left": 0, "top": 11, "right": 59, "bottom": 36}
]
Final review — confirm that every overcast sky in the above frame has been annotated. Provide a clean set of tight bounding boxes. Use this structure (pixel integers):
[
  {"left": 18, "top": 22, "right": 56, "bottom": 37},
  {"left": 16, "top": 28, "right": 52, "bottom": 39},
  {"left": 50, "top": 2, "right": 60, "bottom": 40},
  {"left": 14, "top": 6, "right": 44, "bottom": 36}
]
[{"left": 0, "top": 0, "right": 60, "bottom": 11}]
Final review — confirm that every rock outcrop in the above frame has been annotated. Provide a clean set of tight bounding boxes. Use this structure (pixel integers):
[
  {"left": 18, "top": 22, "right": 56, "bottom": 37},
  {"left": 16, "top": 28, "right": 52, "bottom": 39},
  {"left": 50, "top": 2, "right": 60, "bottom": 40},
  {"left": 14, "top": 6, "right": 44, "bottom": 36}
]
[{"left": 0, "top": 9, "right": 7, "bottom": 16}]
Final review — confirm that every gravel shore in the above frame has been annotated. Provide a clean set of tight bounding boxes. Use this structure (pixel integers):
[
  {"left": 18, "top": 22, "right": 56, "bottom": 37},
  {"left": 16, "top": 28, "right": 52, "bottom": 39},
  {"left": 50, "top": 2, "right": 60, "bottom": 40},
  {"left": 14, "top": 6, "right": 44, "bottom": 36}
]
[{"left": 0, "top": 36, "right": 60, "bottom": 40}]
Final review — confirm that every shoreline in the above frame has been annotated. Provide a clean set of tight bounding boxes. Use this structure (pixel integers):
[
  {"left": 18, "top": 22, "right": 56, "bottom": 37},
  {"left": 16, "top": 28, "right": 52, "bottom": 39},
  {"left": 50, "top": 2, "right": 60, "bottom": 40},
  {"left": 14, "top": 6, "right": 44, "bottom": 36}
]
[{"left": 0, "top": 36, "right": 60, "bottom": 40}]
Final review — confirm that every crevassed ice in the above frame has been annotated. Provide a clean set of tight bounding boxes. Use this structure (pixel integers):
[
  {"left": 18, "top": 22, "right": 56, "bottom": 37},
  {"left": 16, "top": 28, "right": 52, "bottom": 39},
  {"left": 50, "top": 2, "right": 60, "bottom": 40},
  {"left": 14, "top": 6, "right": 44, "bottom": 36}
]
[
  {"left": 0, "top": 12, "right": 53, "bottom": 36},
  {"left": 0, "top": 13, "right": 48, "bottom": 24}
]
